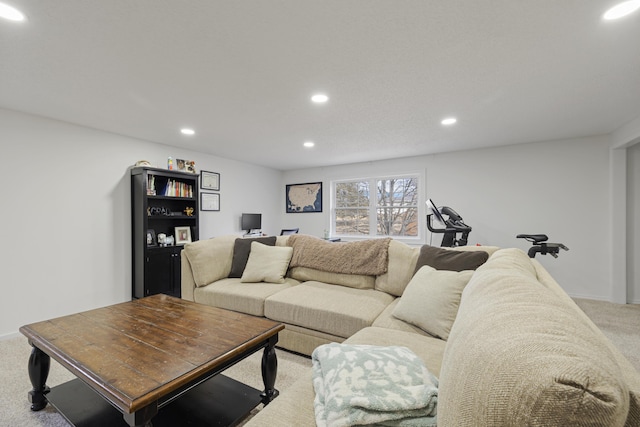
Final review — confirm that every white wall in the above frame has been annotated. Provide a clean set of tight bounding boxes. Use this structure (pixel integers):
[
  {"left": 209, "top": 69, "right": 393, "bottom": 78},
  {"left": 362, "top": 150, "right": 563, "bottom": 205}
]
[
  {"left": 282, "top": 136, "right": 614, "bottom": 300},
  {"left": 0, "top": 108, "right": 282, "bottom": 337},
  {"left": 629, "top": 142, "right": 640, "bottom": 303},
  {"left": 2, "top": 107, "right": 635, "bottom": 337}
]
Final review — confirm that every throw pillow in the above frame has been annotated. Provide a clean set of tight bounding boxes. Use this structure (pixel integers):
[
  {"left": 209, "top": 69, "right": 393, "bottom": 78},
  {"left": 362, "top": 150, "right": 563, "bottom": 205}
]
[
  {"left": 229, "top": 236, "right": 277, "bottom": 278},
  {"left": 393, "top": 265, "right": 473, "bottom": 340},
  {"left": 241, "top": 242, "right": 294, "bottom": 284},
  {"left": 414, "top": 244, "right": 488, "bottom": 273},
  {"left": 182, "top": 235, "right": 237, "bottom": 287}
]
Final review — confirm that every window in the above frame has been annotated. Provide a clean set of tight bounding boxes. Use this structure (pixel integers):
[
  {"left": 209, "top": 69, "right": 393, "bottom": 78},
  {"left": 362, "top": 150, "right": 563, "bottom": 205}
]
[{"left": 332, "top": 174, "right": 422, "bottom": 239}]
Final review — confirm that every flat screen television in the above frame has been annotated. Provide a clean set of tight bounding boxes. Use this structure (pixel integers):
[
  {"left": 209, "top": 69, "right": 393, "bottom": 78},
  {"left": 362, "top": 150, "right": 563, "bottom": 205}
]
[{"left": 241, "top": 213, "right": 262, "bottom": 233}]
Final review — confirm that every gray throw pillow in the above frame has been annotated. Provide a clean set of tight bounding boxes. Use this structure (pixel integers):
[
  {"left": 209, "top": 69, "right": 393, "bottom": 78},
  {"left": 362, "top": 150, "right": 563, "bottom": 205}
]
[
  {"left": 229, "top": 236, "right": 277, "bottom": 278},
  {"left": 415, "top": 244, "right": 488, "bottom": 273}
]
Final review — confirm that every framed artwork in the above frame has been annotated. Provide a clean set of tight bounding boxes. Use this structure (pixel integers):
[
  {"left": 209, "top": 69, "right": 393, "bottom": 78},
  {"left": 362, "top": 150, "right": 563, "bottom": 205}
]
[
  {"left": 201, "top": 170, "right": 220, "bottom": 191},
  {"left": 175, "top": 226, "right": 192, "bottom": 244},
  {"left": 201, "top": 193, "right": 220, "bottom": 211},
  {"left": 286, "top": 182, "right": 323, "bottom": 213},
  {"left": 146, "top": 229, "right": 157, "bottom": 247}
]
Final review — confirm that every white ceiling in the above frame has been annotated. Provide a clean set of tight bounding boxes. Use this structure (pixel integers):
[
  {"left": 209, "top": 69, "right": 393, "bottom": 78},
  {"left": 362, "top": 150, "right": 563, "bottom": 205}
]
[{"left": 1, "top": 1, "right": 639, "bottom": 171}]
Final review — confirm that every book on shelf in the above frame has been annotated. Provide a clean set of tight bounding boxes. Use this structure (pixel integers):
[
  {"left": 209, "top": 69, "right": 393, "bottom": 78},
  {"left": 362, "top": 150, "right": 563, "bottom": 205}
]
[{"left": 162, "top": 179, "right": 193, "bottom": 198}]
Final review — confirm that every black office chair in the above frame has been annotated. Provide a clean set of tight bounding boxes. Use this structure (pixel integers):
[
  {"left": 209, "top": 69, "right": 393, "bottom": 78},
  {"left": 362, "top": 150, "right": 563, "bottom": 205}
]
[{"left": 280, "top": 228, "right": 299, "bottom": 235}]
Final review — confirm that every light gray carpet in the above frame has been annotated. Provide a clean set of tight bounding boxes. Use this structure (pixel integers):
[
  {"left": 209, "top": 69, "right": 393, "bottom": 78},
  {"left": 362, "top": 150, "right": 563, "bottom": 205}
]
[
  {"left": 573, "top": 298, "right": 640, "bottom": 371},
  {"left": 1, "top": 298, "right": 638, "bottom": 426}
]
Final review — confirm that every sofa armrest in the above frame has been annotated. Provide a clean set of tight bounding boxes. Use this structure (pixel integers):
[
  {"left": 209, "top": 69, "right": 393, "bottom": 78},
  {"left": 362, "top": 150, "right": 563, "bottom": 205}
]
[{"left": 181, "top": 250, "right": 196, "bottom": 301}]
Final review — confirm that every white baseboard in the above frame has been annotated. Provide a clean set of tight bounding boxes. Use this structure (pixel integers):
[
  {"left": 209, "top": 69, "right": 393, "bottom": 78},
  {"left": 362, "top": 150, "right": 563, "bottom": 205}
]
[
  {"left": 0, "top": 331, "right": 21, "bottom": 341},
  {"left": 568, "top": 292, "right": 640, "bottom": 304}
]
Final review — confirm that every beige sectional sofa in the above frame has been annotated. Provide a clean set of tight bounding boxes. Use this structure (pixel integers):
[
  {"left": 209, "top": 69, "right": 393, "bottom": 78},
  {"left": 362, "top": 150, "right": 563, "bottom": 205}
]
[{"left": 181, "top": 234, "right": 640, "bottom": 426}]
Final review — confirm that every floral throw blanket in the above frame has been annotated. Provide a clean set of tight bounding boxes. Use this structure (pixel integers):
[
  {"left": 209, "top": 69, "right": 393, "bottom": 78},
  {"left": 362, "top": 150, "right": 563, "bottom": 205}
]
[{"left": 312, "top": 344, "right": 438, "bottom": 426}]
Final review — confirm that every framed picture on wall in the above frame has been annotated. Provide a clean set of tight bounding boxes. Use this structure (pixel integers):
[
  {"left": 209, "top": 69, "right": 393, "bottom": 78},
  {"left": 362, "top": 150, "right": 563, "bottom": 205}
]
[
  {"left": 201, "top": 170, "right": 220, "bottom": 191},
  {"left": 286, "top": 182, "right": 323, "bottom": 213},
  {"left": 201, "top": 193, "right": 220, "bottom": 211}
]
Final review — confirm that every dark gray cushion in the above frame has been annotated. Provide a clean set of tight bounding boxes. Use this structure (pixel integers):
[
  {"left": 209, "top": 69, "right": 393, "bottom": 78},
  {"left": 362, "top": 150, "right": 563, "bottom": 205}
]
[
  {"left": 229, "top": 236, "right": 277, "bottom": 278},
  {"left": 414, "top": 244, "right": 488, "bottom": 273}
]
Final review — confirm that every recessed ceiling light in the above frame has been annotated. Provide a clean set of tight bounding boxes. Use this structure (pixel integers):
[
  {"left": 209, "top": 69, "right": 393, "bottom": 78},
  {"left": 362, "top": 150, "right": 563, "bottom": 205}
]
[
  {"left": 303, "top": 141, "right": 315, "bottom": 148},
  {"left": 0, "top": 2, "right": 26, "bottom": 21},
  {"left": 441, "top": 117, "right": 457, "bottom": 125},
  {"left": 311, "top": 94, "right": 329, "bottom": 103},
  {"left": 603, "top": 0, "right": 640, "bottom": 19},
  {"left": 180, "top": 128, "right": 195, "bottom": 135}
]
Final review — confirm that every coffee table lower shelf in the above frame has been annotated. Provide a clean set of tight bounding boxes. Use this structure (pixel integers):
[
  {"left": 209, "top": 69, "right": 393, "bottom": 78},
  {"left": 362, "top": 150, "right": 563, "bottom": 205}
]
[{"left": 47, "top": 374, "right": 264, "bottom": 427}]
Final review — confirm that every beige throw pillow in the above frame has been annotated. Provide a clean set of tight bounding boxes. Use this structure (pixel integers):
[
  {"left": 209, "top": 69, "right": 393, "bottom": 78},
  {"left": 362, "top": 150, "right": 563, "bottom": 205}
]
[
  {"left": 393, "top": 265, "right": 473, "bottom": 340},
  {"left": 183, "top": 235, "right": 237, "bottom": 287},
  {"left": 241, "top": 242, "right": 293, "bottom": 284}
]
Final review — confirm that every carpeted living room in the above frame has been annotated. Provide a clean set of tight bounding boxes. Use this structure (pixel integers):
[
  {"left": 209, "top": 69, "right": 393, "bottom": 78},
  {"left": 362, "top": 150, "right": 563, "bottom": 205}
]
[{"left": 1, "top": 1, "right": 640, "bottom": 426}]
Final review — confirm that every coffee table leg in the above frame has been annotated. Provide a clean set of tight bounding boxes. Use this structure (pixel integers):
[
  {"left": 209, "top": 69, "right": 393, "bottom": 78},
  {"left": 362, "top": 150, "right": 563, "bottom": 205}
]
[
  {"left": 260, "top": 336, "right": 279, "bottom": 405},
  {"left": 27, "top": 345, "right": 51, "bottom": 411}
]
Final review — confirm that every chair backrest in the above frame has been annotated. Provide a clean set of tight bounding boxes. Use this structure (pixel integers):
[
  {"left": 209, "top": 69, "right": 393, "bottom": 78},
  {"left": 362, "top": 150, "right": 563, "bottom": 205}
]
[{"left": 280, "top": 228, "right": 299, "bottom": 235}]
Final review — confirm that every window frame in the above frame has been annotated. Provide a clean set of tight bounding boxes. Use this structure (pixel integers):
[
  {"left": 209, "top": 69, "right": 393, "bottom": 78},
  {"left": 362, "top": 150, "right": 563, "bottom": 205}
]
[{"left": 330, "top": 171, "right": 425, "bottom": 243}]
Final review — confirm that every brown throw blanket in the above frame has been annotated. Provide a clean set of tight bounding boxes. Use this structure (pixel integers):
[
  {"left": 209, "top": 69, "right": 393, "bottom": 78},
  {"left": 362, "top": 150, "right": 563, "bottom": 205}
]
[{"left": 288, "top": 235, "right": 392, "bottom": 276}]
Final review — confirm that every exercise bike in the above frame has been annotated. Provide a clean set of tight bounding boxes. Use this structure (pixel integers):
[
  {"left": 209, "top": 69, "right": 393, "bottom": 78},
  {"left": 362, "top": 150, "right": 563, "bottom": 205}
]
[
  {"left": 426, "top": 199, "right": 472, "bottom": 247},
  {"left": 517, "top": 234, "right": 569, "bottom": 258}
]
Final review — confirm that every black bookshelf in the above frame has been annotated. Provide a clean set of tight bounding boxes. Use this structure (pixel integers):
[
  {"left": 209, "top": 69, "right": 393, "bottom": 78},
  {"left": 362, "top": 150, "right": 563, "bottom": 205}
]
[{"left": 131, "top": 166, "right": 199, "bottom": 298}]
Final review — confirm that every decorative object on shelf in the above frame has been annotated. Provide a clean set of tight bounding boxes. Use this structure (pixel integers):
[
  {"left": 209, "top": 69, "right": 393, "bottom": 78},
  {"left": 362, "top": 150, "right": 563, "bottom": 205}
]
[
  {"left": 184, "top": 206, "right": 195, "bottom": 216},
  {"left": 146, "top": 174, "right": 156, "bottom": 195},
  {"left": 157, "top": 233, "right": 167, "bottom": 246},
  {"left": 146, "top": 229, "right": 157, "bottom": 247},
  {"left": 167, "top": 157, "right": 173, "bottom": 170},
  {"left": 149, "top": 206, "right": 171, "bottom": 216},
  {"left": 286, "top": 182, "right": 323, "bottom": 213},
  {"left": 201, "top": 193, "right": 220, "bottom": 211},
  {"left": 166, "top": 235, "right": 175, "bottom": 246},
  {"left": 176, "top": 159, "right": 197, "bottom": 173},
  {"left": 135, "top": 160, "right": 152, "bottom": 167},
  {"left": 201, "top": 170, "right": 220, "bottom": 191},
  {"left": 175, "top": 226, "right": 192, "bottom": 244}
]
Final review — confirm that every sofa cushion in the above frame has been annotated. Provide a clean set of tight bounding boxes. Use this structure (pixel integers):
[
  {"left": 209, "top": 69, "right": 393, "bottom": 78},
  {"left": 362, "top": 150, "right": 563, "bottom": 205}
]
[
  {"left": 374, "top": 239, "right": 420, "bottom": 296},
  {"left": 438, "top": 248, "right": 630, "bottom": 426},
  {"left": 414, "top": 244, "right": 488, "bottom": 272},
  {"left": 392, "top": 265, "right": 473, "bottom": 340},
  {"left": 532, "top": 259, "right": 640, "bottom": 425},
  {"left": 288, "top": 267, "right": 375, "bottom": 290},
  {"left": 229, "top": 236, "right": 277, "bottom": 278},
  {"left": 241, "top": 242, "right": 293, "bottom": 284},
  {"left": 453, "top": 244, "right": 500, "bottom": 257},
  {"left": 193, "top": 277, "right": 299, "bottom": 317},
  {"left": 264, "top": 281, "right": 395, "bottom": 338},
  {"left": 371, "top": 299, "right": 432, "bottom": 337},
  {"left": 183, "top": 235, "right": 237, "bottom": 287},
  {"left": 345, "top": 327, "right": 448, "bottom": 378}
]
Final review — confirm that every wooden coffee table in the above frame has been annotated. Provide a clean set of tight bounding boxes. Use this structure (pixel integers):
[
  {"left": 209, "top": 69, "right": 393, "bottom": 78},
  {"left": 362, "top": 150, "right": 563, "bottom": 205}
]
[{"left": 19, "top": 294, "right": 284, "bottom": 427}]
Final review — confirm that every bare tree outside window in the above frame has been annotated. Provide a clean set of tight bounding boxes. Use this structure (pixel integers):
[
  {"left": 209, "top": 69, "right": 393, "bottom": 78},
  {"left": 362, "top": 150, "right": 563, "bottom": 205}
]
[
  {"left": 335, "top": 181, "right": 370, "bottom": 235},
  {"left": 333, "top": 176, "right": 419, "bottom": 237},
  {"left": 376, "top": 177, "right": 418, "bottom": 236}
]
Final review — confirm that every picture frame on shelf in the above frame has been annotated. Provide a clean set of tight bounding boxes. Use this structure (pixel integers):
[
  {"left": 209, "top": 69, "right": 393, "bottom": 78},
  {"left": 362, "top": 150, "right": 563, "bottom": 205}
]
[
  {"left": 176, "top": 158, "right": 197, "bottom": 174},
  {"left": 201, "top": 192, "right": 220, "bottom": 211},
  {"left": 201, "top": 170, "right": 220, "bottom": 191},
  {"left": 146, "top": 229, "right": 157, "bottom": 247},
  {"left": 175, "top": 226, "right": 192, "bottom": 244}
]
